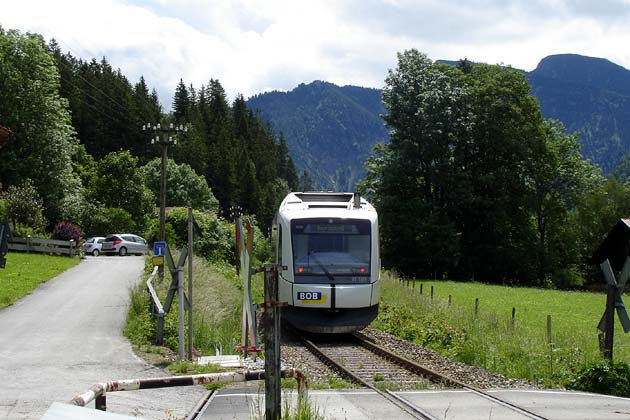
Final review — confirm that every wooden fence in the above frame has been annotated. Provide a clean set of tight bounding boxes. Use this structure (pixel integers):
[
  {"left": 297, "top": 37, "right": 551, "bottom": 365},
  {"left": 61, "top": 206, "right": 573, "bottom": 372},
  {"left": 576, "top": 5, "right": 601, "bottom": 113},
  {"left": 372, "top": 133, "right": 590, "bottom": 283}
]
[{"left": 8, "top": 236, "right": 76, "bottom": 256}]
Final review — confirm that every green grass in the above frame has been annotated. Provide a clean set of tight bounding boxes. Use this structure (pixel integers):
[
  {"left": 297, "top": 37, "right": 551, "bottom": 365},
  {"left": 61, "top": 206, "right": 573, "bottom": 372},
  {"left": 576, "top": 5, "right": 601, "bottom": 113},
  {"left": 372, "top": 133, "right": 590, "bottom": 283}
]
[
  {"left": 375, "top": 273, "right": 629, "bottom": 387},
  {"left": 0, "top": 253, "right": 81, "bottom": 309},
  {"left": 125, "top": 255, "right": 258, "bottom": 356}
]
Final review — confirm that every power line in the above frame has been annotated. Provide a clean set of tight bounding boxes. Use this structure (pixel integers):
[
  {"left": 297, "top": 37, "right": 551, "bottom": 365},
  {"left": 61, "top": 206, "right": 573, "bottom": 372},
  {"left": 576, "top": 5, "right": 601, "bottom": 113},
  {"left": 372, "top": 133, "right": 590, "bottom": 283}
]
[
  {"left": 43, "top": 25, "right": 157, "bottom": 124},
  {"left": 58, "top": 74, "right": 134, "bottom": 126}
]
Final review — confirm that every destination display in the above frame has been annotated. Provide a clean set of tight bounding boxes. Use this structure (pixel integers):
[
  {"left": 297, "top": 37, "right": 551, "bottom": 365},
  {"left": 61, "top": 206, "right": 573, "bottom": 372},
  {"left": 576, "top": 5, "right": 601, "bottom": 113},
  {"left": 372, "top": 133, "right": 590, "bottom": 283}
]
[{"left": 302, "top": 224, "right": 359, "bottom": 234}]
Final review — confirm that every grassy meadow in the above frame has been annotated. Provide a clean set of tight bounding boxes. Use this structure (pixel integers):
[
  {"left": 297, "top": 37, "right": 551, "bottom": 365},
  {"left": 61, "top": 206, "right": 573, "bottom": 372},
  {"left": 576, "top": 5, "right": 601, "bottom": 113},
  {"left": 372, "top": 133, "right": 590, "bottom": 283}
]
[
  {"left": 375, "top": 273, "right": 628, "bottom": 387},
  {"left": 0, "top": 253, "right": 81, "bottom": 309}
]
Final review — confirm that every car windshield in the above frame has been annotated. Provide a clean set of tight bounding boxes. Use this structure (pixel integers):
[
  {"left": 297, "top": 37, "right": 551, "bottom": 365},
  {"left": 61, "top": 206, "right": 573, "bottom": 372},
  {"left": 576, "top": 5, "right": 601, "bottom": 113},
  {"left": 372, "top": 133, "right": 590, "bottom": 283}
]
[{"left": 291, "top": 218, "right": 371, "bottom": 278}]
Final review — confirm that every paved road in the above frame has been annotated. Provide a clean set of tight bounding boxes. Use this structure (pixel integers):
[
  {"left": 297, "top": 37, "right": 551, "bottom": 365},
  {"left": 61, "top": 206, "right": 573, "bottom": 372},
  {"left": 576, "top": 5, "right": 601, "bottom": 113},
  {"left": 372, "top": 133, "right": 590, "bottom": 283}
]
[
  {"left": 0, "top": 256, "right": 206, "bottom": 419},
  {"left": 203, "top": 387, "right": 630, "bottom": 420}
]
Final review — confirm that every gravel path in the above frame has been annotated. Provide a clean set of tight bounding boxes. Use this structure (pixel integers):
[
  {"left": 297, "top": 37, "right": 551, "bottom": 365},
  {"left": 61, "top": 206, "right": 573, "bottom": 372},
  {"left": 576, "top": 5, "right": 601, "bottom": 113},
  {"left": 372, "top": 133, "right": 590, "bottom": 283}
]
[
  {"left": 0, "top": 256, "right": 206, "bottom": 420},
  {"left": 279, "top": 326, "right": 537, "bottom": 390}
]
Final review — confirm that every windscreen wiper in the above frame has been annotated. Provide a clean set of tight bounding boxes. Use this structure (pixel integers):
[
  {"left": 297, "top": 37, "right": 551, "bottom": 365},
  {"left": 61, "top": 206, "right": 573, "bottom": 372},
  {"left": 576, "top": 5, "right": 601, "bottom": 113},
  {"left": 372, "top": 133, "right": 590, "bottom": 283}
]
[{"left": 308, "top": 252, "right": 335, "bottom": 283}]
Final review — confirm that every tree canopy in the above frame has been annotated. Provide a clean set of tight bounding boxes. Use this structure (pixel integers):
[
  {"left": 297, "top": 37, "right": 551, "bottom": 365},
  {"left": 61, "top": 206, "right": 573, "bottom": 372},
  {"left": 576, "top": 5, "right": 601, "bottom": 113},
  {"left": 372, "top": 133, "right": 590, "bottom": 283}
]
[
  {"left": 361, "top": 49, "right": 607, "bottom": 286},
  {"left": 0, "top": 28, "right": 83, "bottom": 225},
  {"left": 0, "top": 29, "right": 302, "bottom": 240}
]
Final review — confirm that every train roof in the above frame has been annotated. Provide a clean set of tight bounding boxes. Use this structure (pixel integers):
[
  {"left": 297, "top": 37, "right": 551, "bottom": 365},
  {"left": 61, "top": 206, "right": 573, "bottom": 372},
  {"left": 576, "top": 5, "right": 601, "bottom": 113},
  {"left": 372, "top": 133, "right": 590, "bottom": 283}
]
[{"left": 277, "top": 192, "right": 377, "bottom": 221}]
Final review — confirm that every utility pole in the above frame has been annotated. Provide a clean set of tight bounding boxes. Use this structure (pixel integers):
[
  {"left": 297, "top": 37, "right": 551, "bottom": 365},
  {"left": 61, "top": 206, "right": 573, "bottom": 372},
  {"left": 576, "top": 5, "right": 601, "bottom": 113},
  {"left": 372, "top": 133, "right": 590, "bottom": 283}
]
[{"left": 143, "top": 122, "right": 188, "bottom": 278}]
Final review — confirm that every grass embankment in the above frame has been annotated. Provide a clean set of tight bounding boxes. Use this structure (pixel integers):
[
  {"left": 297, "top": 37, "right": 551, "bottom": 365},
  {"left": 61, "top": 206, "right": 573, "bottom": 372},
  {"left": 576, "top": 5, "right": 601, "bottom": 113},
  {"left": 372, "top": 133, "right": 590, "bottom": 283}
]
[
  {"left": 375, "top": 273, "right": 628, "bottom": 387},
  {"left": 125, "top": 254, "right": 258, "bottom": 356},
  {"left": 0, "top": 253, "right": 80, "bottom": 309}
]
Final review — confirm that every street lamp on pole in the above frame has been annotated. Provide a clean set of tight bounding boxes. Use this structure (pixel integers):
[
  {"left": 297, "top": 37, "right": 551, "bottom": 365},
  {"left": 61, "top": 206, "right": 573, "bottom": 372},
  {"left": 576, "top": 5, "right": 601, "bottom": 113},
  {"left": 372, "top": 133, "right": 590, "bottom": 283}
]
[{"left": 143, "top": 122, "right": 188, "bottom": 245}]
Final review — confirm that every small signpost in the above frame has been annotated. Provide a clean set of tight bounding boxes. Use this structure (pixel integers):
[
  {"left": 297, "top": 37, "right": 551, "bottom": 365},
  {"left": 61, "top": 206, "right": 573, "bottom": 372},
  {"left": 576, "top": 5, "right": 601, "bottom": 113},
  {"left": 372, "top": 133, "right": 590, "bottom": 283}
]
[
  {"left": 154, "top": 241, "right": 166, "bottom": 256},
  {"left": 593, "top": 218, "right": 630, "bottom": 360},
  {"left": 597, "top": 258, "right": 630, "bottom": 359},
  {"left": 152, "top": 241, "right": 166, "bottom": 267},
  {"left": 0, "top": 220, "right": 11, "bottom": 269}
]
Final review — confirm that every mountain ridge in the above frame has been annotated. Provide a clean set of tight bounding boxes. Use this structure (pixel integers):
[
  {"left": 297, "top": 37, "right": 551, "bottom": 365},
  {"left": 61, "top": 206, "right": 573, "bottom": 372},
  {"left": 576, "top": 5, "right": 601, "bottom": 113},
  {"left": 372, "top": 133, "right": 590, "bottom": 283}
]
[{"left": 248, "top": 54, "right": 630, "bottom": 189}]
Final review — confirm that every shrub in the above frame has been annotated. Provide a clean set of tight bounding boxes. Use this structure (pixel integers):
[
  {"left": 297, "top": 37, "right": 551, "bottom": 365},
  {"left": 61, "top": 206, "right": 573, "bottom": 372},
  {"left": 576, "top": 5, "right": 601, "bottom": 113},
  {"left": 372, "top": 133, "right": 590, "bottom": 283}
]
[
  {"left": 52, "top": 221, "right": 82, "bottom": 242},
  {"left": 159, "top": 207, "right": 235, "bottom": 263},
  {"left": 2, "top": 179, "right": 46, "bottom": 234},
  {"left": 568, "top": 360, "right": 630, "bottom": 397},
  {"left": 551, "top": 265, "right": 585, "bottom": 289},
  {"left": 85, "top": 207, "right": 135, "bottom": 236},
  {"left": 143, "top": 218, "right": 178, "bottom": 249}
]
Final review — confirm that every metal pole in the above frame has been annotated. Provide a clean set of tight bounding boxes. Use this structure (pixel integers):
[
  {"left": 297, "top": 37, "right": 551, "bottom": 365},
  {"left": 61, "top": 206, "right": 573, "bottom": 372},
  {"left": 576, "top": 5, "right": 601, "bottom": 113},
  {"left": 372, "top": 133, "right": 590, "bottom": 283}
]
[
  {"left": 187, "top": 206, "right": 193, "bottom": 361},
  {"left": 159, "top": 139, "right": 168, "bottom": 280},
  {"left": 603, "top": 284, "right": 616, "bottom": 360},
  {"left": 178, "top": 267, "right": 185, "bottom": 361},
  {"left": 264, "top": 264, "right": 281, "bottom": 420}
]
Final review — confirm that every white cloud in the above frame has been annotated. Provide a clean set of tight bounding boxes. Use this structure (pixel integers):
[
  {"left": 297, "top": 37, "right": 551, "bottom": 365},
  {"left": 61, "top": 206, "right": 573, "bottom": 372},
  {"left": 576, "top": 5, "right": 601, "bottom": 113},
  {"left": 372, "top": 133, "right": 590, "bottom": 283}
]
[{"left": 2, "top": 0, "right": 630, "bottom": 109}]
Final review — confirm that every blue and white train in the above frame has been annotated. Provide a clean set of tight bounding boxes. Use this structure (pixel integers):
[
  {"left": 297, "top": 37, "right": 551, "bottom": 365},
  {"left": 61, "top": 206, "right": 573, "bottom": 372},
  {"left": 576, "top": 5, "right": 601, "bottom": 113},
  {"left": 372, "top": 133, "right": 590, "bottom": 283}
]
[{"left": 273, "top": 192, "right": 380, "bottom": 333}]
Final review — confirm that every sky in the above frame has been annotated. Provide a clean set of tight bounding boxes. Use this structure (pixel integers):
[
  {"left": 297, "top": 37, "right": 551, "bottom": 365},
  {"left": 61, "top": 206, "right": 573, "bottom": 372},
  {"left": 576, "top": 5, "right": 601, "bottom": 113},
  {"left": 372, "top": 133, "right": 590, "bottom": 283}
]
[{"left": 2, "top": 0, "right": 630, "bottom": 110}]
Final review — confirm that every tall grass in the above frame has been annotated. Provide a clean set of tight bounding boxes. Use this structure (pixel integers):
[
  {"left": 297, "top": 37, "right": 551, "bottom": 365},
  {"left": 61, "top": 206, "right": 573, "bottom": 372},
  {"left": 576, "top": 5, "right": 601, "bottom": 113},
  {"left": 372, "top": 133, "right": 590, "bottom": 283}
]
[
  {"left": 375, "top": 273, "right": 627, "bottom": 387},
  {"left": 125, "top": 255, "right": 264, "bottom": 356},
  {"left": 0, "top": 253, "right": 80, "bottom": 309}
]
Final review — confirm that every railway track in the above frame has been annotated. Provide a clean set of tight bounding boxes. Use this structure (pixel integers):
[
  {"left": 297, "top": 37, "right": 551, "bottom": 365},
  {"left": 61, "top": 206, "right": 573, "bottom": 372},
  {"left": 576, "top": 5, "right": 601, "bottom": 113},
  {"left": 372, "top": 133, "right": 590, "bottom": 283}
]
[{"left": 296, "top": 330, "right": 549, "bottom": 420}]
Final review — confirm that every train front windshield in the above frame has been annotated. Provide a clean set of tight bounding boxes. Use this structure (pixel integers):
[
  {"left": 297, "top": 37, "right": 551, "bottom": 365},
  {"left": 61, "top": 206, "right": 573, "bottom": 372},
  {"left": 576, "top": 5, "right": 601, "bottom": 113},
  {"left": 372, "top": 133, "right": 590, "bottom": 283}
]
[{"left": 291, "top": 218, "right": 371, "bottom": 284}]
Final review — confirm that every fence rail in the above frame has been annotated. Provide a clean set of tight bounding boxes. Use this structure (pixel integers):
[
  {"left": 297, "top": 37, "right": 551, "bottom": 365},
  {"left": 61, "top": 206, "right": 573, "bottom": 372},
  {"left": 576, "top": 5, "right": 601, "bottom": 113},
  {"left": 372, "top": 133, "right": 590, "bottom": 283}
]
[{"left": 8, "top": 236, "right": 76, "bottom": 256}]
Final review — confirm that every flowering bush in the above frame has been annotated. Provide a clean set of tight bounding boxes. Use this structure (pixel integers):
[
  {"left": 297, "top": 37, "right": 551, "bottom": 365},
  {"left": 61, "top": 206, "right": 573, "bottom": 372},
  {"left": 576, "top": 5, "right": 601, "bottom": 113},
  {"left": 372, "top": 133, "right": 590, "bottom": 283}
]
[{"left": 52, "top": 221, "right": 82, "bottom": 243}]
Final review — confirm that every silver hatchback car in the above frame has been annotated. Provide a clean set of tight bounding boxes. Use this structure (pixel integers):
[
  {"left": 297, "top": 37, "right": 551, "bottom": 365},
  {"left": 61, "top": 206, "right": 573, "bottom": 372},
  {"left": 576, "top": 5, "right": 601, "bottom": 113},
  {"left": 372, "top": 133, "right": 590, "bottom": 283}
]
[
  {"left": 101, "top": 234, "right": 149, "bottom": 256},
  {"left": 81, "top": 237, "right": 106, "bottom": 256}
]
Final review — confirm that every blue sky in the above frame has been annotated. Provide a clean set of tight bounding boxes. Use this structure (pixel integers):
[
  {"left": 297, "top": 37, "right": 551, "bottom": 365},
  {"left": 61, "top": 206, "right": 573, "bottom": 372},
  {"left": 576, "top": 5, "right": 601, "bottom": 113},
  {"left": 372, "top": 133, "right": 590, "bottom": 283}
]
[{"left": 2, "top": 0, "right": 630, "bottom": 109}]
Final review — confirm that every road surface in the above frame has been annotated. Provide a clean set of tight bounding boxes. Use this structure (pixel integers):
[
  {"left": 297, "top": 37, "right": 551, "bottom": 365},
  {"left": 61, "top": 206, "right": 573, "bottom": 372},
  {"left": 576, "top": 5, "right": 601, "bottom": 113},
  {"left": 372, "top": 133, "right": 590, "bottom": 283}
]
[{"left": 0, "top": 256, "right": 207, "bottom": 419}]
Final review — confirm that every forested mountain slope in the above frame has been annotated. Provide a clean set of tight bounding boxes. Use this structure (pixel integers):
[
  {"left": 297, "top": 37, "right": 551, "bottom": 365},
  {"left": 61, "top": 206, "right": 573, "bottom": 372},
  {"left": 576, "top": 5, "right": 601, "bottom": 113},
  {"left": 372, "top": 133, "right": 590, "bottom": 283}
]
[
  {"left": 247, "top": 81, "right": 387, "bottom": 191},
  {"left": 249, "top": 54, "right": 630, "bottom": 189},
  {"left": 527, "top": 54, "right": 630, "bottom": 173}
]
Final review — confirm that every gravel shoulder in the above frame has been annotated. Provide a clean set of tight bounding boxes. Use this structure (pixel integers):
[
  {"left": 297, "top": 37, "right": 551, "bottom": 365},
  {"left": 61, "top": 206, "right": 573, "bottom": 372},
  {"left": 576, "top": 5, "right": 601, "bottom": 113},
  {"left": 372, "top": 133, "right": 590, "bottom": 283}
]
[{"left": 279, "top": 326, "right": 538, "bottom": 390}]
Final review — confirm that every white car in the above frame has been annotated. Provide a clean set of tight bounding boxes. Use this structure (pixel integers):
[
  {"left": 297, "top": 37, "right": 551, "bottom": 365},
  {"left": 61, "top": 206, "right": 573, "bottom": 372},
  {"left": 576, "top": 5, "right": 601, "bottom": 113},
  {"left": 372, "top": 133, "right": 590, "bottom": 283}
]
[
  {"left": 81, "top": 237, "right": 105, "bottom": 256},
  {"left": 101, "top": 234, "right": 149, "bottom": 256}
]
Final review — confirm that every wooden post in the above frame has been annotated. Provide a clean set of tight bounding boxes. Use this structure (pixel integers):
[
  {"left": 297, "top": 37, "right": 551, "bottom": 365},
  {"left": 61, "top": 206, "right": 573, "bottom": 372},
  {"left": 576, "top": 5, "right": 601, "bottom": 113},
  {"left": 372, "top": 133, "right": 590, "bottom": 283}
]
[
  {"left": 420, "top": 284, "right": 423, "bottom": 295},
  {"left": 95, "top": 394, "right": 106, "bottom": 411},
  {"left": 511, "top": 307, "right": 516, "bottom": 330},
  {"left": 156, "top": 313, "right": 164, "bottom": 345},
  {"left": 178, "top": 267, "right": 185, "bottom": 361},
  {"left": 448, "top": 295, "right": 452, "bottom": 307},
  {"left": 474, "top": 298, "right": 479, "bottom": 318},
  {"left": 264, "top": 264, "right": 281, "bottom": 420},
  {"left": 187, "top": 206, "right": 194, "bottom": 361},
  {"left": 430, "top": 285, "right": 434, "bottom": 302},
  {"left": 603, "top": 284, "right": 616, "bottom": 360},
  {"left": 546, "top": 315, "right": 552, "bottom": 344}
]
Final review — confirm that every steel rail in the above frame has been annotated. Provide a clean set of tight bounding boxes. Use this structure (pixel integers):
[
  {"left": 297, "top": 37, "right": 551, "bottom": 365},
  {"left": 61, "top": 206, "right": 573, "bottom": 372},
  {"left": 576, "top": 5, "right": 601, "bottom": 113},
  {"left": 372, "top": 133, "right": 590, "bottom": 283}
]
[
  {"left": 186, "top": 389, "right": 216, "bottom": 420},
  {"left": 352, "top": 331, "right": 549, "bottom": 420},
  {"left": 299, "top": 334, "right": 439, "bottom": 420}
]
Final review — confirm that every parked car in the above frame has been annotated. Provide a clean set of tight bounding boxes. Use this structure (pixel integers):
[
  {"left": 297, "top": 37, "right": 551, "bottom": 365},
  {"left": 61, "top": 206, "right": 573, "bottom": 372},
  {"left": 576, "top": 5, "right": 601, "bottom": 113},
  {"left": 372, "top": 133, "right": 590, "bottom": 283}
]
[
  {"left": 81, "top": 237, "right": 106, "bottom": 256},
  {"left": 101, "top": 234, "right": 149, "bottom": 256}
]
